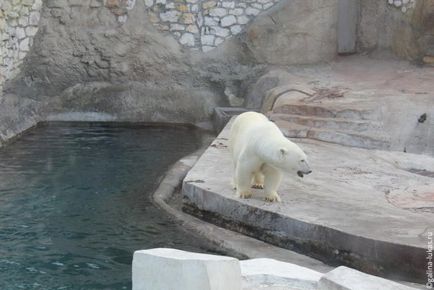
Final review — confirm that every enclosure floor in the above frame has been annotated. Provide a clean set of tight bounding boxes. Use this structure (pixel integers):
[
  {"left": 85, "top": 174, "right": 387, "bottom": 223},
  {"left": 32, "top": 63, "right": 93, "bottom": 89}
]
[{"left": 182, "top": 118, "right": 434, "bottom": 283}]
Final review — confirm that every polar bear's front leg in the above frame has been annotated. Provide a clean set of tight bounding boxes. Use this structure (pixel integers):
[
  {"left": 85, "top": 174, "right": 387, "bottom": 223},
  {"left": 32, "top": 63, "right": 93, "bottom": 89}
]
[
  {"left": 262, "top": 164, "right": 283, "bottom": 202},
  {"left": 252, "top": 172, "right": 264, "bottom": 189}
]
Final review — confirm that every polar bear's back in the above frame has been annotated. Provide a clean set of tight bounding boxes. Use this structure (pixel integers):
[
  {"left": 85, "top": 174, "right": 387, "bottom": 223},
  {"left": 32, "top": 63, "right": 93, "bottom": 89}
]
[{"left": 229, "top": 112, "right": 270, "bottom": 159}]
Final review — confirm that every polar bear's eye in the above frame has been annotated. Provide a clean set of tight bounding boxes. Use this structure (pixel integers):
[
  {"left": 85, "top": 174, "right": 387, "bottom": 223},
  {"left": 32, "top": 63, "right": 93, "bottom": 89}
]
[{"left": 301, "top": 160, "right": 305, "bottom": 163}]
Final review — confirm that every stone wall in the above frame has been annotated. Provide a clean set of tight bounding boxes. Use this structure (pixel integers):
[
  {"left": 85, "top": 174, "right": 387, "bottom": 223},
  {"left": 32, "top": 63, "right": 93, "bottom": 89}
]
[
  {"left": 144, "top": 0, "right": 279, "bottom": 52},
  {"left": 388, "top": 0, "right": 416, "bottom": 13},
  {"left": 0, "top": 0, "right": 41, "bottom": 92}
]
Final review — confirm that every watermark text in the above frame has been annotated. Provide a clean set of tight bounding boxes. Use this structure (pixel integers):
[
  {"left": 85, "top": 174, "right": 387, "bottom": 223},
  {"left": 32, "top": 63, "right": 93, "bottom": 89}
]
[{"left": 427, "top": 231, "right": 433, "bottom": 289}]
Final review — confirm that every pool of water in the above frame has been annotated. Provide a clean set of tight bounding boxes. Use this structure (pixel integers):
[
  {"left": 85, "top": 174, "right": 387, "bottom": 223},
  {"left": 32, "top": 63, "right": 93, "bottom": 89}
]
[{"left": 0, "top": 122, "right": 218, "bottom": 289}]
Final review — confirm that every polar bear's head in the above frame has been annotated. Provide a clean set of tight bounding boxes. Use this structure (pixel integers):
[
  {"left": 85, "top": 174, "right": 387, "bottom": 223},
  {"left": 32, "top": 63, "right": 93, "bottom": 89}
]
[{"left": 276, "top": 144, "right": 312, "bottom": 178}]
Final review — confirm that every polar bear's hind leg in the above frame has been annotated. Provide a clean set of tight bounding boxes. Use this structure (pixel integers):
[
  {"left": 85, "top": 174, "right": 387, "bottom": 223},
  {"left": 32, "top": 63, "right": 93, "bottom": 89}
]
[
  {"left": 235, "top": 160, "right": 254, "bottom": 199},
  {"left": 231, "top": 161, "right": 237, "bottom": 189}
]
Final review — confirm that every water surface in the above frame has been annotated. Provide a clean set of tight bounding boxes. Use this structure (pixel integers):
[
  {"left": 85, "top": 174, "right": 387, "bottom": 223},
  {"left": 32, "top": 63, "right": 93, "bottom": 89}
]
[{"left": 0, "top": 122, "right": 217, "bottom": 289}]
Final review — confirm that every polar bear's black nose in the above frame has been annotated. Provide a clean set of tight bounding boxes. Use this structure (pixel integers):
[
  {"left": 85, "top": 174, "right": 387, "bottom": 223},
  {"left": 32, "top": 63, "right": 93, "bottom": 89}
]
[{"left": 298, "top": 170, "right": 312, "bottom": 177}]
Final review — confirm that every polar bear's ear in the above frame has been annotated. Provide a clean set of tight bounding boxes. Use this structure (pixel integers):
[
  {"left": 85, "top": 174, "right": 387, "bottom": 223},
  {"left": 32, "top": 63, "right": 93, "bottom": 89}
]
[{"left": 279, "top": 148, "right": 288, "bottom": 158}]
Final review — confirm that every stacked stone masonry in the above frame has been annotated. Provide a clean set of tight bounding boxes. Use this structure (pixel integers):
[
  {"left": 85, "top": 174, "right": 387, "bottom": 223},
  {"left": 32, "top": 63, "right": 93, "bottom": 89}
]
[
  {"left": 144, "top": 0, "right": 280, "bottom": 52},
  {"left": 387, "top": 0, "right": 416, "bottom": 13},
  {"left": 0, "top": 0, "right": 42, "bottom": 92}
]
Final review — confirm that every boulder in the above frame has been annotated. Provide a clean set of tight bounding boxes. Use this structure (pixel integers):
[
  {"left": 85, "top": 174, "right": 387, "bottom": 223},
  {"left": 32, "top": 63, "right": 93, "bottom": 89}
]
[
  {"left": 243, "top": 0, "right": 338, "bottom": 65},
  {"left": 132, "top": 248, "right": 242, "bottom": 290}
]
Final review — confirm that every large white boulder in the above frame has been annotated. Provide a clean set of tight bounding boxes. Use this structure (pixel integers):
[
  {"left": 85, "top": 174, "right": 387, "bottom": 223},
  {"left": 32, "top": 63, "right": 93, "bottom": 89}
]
[
  {"left": 241, "top": 258, "right": 322, "bottom": 290},
  {"left": 318, "top": 266, "right": 418, "bottom": 290},
  {"left": 132, "top": 248, "right": 242, "bottom": 290}
]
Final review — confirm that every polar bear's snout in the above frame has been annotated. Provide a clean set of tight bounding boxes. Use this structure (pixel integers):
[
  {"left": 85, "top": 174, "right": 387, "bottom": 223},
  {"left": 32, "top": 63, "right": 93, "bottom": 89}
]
[{"left": 297, "top": 160, "right": 312, "bottom": 178}]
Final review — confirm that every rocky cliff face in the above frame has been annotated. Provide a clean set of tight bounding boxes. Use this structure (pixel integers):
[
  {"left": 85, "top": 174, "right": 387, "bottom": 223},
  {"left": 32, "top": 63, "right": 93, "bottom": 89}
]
[
  {"left": 0, "top": 0, "right": 340, "bottom": 145},
  {"left": 6, "top": 0, "right": 228, "bottom": 123},
  {"left": 358, "top": 0, "right": 434, "bottom": 62},
  {"left": 1, "top": 0, "right": 432, "bottom": 146}
]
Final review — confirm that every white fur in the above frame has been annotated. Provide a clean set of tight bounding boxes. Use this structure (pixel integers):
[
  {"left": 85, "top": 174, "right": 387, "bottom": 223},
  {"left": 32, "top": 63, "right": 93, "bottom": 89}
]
[{"left": 229, "top": 112, "right": 311, "bottom": 202}]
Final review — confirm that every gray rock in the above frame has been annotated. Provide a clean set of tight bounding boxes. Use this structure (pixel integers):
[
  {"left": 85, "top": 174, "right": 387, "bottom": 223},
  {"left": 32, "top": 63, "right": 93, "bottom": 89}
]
[
  {"left": 46, "top": 0, "right": 68, "bottom": 8},
  {"left": 221, "top": 15, "right": 237, "bottom": 27},
  {"left": 132, "top": 248, "right": 241, "bottom": 290},
  {"left": 318, "top": 266, "right": 419, "bottom": 290},
  {"left": 4, "top": 0, "right": 263, "bottom": 130},
  {"left": 241, "top": 258, "right": 322, "bottom": 290},
  {"left": 212, "top": 106, "right": 247, "bottom": 133},
  {"left": 202, "top": 34, "right": 216, "bottom": 46},
  {"left": 245, "top": 7, "right": 260, "bottom": 16},
  {"left": 211, "top": 26, "right": 230, "bottom": 37},
  {"left": 243, "top": 69, "right": 293, "bottom": 110},
  {"left": 237, "top": 15, "right": 249, "bottom": 25},
  {"left": 0, "top": 93, "right": 42, "bottom": 147},
  {"left": 243, "top": 0, "right": 338, "bottom": 65},
  {"left": 180, "top": 32, "right": 196, "bottom": 46},
  {"left": 210, "top": 8, "right": 227, "bottom": 17},
  {"left": 160, "top": 10, "right": 181, "bottom": 22}
]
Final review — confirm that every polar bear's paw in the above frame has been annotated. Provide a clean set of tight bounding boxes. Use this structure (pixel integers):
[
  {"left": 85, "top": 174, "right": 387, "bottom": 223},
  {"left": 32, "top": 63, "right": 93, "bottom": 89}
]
[
  {"left": 237, "top": 191, "right": 252, "bottom": 199},
  {"left": 252, "top": 184, "right": 264, "bottom": 189},
  {"left": 265, "top": 192, "right": 281, "bottom": 202}
]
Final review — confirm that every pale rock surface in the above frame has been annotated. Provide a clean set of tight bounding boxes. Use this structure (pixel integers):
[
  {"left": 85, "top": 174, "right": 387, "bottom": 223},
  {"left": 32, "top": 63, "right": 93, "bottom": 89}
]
[
  {"left": 318, "top": 266, "right": 419, "bottom": 290},
  {"left": 132, "top": 248, "right": 242, "bottom": 290},
  {"left": 241, "top": 258, "right": 321, "bottom": 290},
  {"left": 244, "top": 0, "right": 338, "bottom": 65}
]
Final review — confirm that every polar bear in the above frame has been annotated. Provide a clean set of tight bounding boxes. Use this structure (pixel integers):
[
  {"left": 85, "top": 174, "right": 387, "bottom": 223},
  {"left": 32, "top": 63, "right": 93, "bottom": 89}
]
[{"left": 229, "top": 111, "right": 312, "bottom": 202}]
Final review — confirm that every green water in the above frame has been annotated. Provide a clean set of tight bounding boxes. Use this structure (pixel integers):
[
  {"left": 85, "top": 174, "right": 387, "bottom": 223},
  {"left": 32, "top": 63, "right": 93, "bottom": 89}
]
[{"left": 0, "top": 122, "right": 217, "bottom": 289}]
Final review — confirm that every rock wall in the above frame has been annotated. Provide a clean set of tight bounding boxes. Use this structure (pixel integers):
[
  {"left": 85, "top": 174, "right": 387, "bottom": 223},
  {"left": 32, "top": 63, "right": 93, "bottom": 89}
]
[
  {"left": 144, "top": 0, "right": 280, "bottom": 52},
  {"left": 358, "top": 0, "right": 434, "bottom": 63},
  {"left": 388, "top": 0, "right": 416, "bottom": 13},
  {"left": 0, "top": 0, "right": 432, "bottom": 146},
  {"left": 0, "top": 0, "right": 259, "bottom": 141},
  {"left": 243, "top": 0, "right": 338, "bottom": 65},
  {"left": 400, "top": 0, "right": 434, "bottom": 63},
  {"left": 0, "top": 0, "right": 42, "bottom": 92}
]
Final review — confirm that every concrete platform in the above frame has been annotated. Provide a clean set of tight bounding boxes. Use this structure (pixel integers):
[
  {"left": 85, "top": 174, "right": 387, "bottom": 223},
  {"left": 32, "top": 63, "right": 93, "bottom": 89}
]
[{"left": 182, "top": 120, "right": 434, "bottom": 283}]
